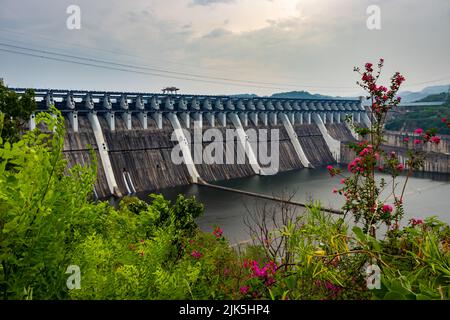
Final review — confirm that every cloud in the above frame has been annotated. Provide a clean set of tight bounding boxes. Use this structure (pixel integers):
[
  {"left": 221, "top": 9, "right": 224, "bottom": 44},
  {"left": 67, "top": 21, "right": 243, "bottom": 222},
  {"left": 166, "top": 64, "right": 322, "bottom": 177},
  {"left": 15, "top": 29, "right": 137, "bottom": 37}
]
[
  {"left": 191, "top": 0, "right": 235, "bottom": 6},
  {"left": 203, "top": 28, "right": 233, "bottom": 38},
  {"left": 0, "top": 0, "right": 449, "bottom": 96}
]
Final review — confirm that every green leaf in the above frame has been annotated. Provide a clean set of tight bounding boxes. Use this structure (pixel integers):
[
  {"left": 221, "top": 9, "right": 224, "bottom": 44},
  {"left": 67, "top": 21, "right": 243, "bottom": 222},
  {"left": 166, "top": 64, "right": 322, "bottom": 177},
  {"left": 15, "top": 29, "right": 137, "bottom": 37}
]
[
  {"left": 352, "top": 226, "right": 367, "bottom": 243},
  {"left": 415, "top": 294, "right": 432, "bottom": 300},
  {"left": 384, "top": 291, "right": 407, "bottom": 300}
]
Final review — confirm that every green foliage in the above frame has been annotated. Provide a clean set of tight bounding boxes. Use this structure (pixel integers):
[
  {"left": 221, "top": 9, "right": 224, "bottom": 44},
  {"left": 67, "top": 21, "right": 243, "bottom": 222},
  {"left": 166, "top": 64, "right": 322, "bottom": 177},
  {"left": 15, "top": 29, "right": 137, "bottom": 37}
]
[
  {"left": 417, "top": 92, "right": 449, "bottom": 103},
  {"left": 386, "top": 102, "right": 450, "bottom": 135},
  {"left": 68, "top": 195, "right": 217, "bottom": 300},
  {"left": 371, "top": 217, "right": 450, "bottom": 300},
  {"left": 239, "top": 203, "right": 372, "bottom": 300},
  {"left": 0, "top": 108, "right": 100, "bottom": 299},
  {"left": 0, "top": 83, "right": 36, "bottom": 142},
  {"left": 0, "top": 107, "right": 224, "bottom": 300}
]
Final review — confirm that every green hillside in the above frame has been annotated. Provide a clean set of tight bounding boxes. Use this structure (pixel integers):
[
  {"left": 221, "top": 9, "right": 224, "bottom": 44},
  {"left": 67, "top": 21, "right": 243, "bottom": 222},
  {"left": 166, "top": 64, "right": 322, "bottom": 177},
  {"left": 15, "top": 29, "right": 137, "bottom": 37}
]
[
  {"left": 386, "top": 93, "right": 450, "bottom": 134},
  {"left": 417, "top": 92, "right": 448, "bottom": 102}
]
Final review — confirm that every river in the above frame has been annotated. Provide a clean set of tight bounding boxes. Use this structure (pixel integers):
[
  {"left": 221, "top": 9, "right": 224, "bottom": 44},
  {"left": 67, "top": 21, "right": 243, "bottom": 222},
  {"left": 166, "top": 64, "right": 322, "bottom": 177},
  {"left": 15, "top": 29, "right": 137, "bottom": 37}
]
[{"left": 138, "top": 167, "right": 450, "bottom": 244}]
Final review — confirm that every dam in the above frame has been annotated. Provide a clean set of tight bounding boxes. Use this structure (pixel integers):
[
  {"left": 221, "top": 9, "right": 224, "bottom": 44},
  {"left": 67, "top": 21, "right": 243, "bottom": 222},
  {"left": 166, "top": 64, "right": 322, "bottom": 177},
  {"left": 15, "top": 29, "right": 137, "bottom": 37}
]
[{"left": 11, "top": 88, "right": 371, "bottom": 198}]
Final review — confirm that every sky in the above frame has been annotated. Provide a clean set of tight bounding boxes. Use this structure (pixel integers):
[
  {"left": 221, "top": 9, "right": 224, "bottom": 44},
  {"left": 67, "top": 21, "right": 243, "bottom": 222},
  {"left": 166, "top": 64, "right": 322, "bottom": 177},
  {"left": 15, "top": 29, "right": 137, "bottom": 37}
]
[{"left": 0, "top": 0, "right": 449, "bottom": 96}]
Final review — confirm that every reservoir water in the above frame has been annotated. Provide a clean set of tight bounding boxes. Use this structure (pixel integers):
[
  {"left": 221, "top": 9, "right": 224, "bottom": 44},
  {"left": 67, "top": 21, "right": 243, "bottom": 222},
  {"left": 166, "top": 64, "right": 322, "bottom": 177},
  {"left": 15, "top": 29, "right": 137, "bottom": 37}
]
[{"left": 139, "top": 167, "right": 450, "bottom": 244}]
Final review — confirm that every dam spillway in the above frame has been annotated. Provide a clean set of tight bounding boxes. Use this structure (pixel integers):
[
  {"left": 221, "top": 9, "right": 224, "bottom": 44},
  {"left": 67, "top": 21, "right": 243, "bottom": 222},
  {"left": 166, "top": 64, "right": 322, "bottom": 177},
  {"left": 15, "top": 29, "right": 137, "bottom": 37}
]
[{"left": 13, "top": 88, "right": 366, "bottom": 198}]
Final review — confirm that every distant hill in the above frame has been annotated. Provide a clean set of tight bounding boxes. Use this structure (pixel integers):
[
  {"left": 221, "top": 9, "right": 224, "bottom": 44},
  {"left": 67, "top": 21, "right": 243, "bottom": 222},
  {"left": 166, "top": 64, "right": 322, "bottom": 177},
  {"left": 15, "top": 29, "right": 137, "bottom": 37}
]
[
  {"left": 417, "top": 92, "right": 449, "bottom": 103},
  {"left": 399, "top": 84, "right": 450, "bottom": 103},
  {"left": 229, "top": 94, "right": 259, "bottom": 98},
  {"left": 386, "top": 90, "right": 450, "bottom": 135},
  {"left": 229, "top": 85, "right": 450, "bottom": 103},
  {"left": 270, "top": 91, "right": 353, "bottom": 100},
  {"left": 229, "top": 91, "right": 356, "bottom": 100}
]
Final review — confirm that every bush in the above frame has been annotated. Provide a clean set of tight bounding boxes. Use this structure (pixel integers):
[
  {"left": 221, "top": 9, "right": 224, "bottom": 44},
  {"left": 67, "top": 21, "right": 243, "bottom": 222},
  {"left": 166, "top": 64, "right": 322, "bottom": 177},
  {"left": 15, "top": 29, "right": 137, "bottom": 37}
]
[{"left": 0, "top": 107, "right": 222, "bottom": 300}]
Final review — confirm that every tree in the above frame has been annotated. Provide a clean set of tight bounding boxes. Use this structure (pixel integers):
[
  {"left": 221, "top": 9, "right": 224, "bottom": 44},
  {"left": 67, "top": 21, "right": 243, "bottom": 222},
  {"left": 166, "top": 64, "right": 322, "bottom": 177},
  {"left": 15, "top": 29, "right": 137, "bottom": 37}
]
[
  {"left": 0, "top": 83, "right": 36, "bottom": 142},
  {"left": 328, "top": 60, "right": 441, "bottom": 238}
]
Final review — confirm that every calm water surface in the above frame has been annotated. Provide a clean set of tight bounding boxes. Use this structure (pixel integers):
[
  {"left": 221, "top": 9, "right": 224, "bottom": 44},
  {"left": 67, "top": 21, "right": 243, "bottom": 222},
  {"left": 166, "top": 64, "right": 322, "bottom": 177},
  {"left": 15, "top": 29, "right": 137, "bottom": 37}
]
[{"left": 139, "top": 168, "right": 450, "bottom": 244}]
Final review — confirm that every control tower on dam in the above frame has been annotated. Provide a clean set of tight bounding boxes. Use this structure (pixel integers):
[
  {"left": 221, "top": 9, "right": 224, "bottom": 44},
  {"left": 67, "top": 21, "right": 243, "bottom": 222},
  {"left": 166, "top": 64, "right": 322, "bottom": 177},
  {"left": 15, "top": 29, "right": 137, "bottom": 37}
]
[{"left": 12, "top": 88, "right": 367, "bottom": 198}]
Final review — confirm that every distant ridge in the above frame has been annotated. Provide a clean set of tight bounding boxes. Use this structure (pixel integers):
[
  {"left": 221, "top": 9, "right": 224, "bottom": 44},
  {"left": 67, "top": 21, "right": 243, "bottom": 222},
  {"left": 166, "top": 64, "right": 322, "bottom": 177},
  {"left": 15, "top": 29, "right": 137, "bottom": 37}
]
[
  {"left": 270, "top": 90, "right": 353, "bottom": 100},
  {"left": 230, "top": 84, "right": 450, "bottom": 103},
  {"left": 229, "top": 94, "right": 259, "bottom": 98},
  {"left": 230, "top": 91, "right": 356, "bottom": 100},
  {"left": 399, "top": 84, "right": 450, "bottom": 103}
]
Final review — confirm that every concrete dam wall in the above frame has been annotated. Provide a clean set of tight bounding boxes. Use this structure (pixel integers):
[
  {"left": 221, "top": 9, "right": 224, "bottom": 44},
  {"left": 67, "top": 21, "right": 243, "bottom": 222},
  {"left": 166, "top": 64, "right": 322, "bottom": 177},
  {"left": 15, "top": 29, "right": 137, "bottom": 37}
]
[
  {"left": 101, "top": 116, "right": 192, "bottom": 197},
  {"left": 63, "top": 116, "right": 111, "bottom": 198},
  {"left": 13, "top": 88, "right": 367, "bottom": 198}
]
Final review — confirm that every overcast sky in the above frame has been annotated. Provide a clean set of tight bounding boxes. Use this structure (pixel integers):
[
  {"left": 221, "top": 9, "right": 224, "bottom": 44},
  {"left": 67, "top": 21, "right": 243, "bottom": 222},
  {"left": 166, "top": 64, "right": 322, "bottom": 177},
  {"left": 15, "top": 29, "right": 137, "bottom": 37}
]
[{"left": 0, "top": 0, "right": 449, "bottom": 96}]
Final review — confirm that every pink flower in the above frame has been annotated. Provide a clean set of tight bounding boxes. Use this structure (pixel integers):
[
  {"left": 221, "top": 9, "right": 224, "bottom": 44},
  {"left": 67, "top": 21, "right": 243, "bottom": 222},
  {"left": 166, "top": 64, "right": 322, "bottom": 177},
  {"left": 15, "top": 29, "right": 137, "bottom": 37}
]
[
  {"left": 324, "top": 281, "right": 342, "bottom": 294},
  {"left": 340, "top": 178, "right": 346, "bottom": 184},
  {"left": 348, "top": 157, "right": 363, "bottom": 173},
  {"left": 212, "top": 226, "right": 223, "bottom": 238},
  {"left": 414, "top": 128, "right": 423, "bottom": 135},
  {"left": 249, "top": 260, "right": 278, "bottom": 279},
  {"left": 403, "top": 137, "right": 409, "bottom": 143},
  {"left": 359, "top": 148, "right": 370, "bottom": 157},
  {"left": 362, "top": 73, "right": 373, "bottom": 82},
  {"left": 397, "top": 163, "right": 404, "bottom": 171},
  {"left": 240, "top": 286, "right": 249, "bottom": 294},
  {"left": 332, "top": 188, "right": 338, "bottom": 194},
  {"left": 395, "top": 73, "right": 406, "bottom": 85},
  {"left": 382, "top": 204, "right": 393, "bottom": 213},
  {"left": 414, "top": 139, "right": 422, "bottom": 145},
  {"left": 191, "top": 250, "right": 201, "bottom": 259},
  {"left": 431, "top": 136, "right": 441, "bottom": 145},
  {"left": 442, "top": 118, "right": 447, "bottom": 123},
  {"left": 410, "top": 218, "right": 424, "bottom": 227},
  {"left": 327, "top": 165, "right": 337, "bottom": 177},
  {"left": 365, "top": 63, "right": 373, "bottom": 72},
  {"left": 252, "top": 263, "right": 267, "bottom": 277},
  {"left": 347, "top": 162, "right": 354, "bottom": 172}
]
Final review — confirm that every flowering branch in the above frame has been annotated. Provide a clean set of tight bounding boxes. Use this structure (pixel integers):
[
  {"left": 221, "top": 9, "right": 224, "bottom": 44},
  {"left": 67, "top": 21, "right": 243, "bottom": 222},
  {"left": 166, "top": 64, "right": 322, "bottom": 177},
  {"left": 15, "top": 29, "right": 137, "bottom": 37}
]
[{"left": 328, "top": 60, "right": 441, "bottom": 239}]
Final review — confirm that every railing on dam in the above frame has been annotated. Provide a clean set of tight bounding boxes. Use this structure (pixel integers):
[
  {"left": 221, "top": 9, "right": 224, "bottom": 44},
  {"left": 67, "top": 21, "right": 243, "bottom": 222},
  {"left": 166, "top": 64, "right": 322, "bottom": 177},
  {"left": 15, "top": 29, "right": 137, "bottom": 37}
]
[{"left": 11, "top": 88, "right": 363, "bottom": 114}]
